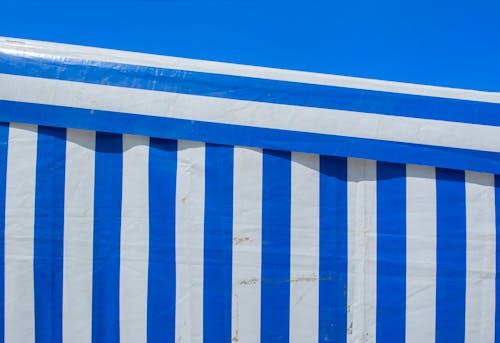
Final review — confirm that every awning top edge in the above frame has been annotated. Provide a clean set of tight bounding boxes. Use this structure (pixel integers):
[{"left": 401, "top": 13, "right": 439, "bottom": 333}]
[
  {"left": 2, "top": 36, "right": 500, "bottom": 104},
  {"left": 0, "top": 36, "right": 499, "bottom": 174}
]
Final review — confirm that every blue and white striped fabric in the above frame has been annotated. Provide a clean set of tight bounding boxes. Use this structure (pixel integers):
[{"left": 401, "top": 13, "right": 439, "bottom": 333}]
[
  {"left": 0, "top": 37, "right": 499, "bottom": 343},
  {"left": 0, "top": 123, "right": 497, "bottom": 343}
]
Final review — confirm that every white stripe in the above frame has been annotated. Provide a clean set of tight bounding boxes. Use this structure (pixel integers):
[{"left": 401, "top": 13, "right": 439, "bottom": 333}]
[
  {"left": 231, "top": 147, "right": 263, "bottom": 343},
  {"left": 120, "top": 135, "right": 150, "bottom": 343},
  {"left": 175, "top": 140, "right": 205, "bottom": 343},
  {"left": 289, "top": 152, "right": 320, "bottom": 343},
  {"left": 1, "top": 74, "right": 499, "bottom": 154},
  {"left": 347, "top": 158, "right": 377, "bottom": 343},
  {"left": 4, "top": 123, "right": 37, "bottom": 343},
  {"left": 405, "top": 165, "right": 436, "bottom": 343},
  {"left": 63, "top": 129, "right": 95, "bottom": 343},
  {"left": 2, "top": 36, "right": 500, "bottom": 103},
  {"left": 465, "top": 172, "right": 496, "bottom": 343}
]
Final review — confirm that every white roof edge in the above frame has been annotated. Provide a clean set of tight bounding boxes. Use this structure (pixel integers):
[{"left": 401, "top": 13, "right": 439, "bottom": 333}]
[{"left": 2, "top": 36, "right": 500, "bottom": 104}]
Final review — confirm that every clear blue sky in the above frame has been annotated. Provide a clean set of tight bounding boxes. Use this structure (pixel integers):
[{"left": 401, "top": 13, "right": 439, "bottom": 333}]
[{"left": 1, "top": 0, "right": 500, "bottom": 91}]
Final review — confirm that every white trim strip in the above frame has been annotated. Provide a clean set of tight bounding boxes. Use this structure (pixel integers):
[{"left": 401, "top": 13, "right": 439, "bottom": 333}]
[
  {"left": 175, "top": 140, "right": 205, "bottom": 343},
  {"left": 120, "top": 134, "right": 150, "bottom": 343},
  {"left": 465, "top": 172, "right": 496, "bottom": 343},
  {"left": 4, "top": 123, "right": 37, "bottom": 343},
  {"left": 289, "top": 152, "right": 320, "bottom": 343},
  {"left": 1, "top": 74, "right": 499, "bottom": 153},
  {"left": 405, "top": 165, "right": 436, "bottom": 343},
  {"left": 231, "top": 147, "right": 263, "bottom": 343},
  {"left": 347, "top": 158, "right": 377, "bottom": 343},
  {"left": 63, "top": 129, "right": 95, "bottom": 343}
]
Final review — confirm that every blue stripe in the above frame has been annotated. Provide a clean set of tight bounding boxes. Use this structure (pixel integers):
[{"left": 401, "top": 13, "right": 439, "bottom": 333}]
[
  {"left": 261, "top": 150, "right": 291, "bottom": 343},
  {"left": 0, "top": 123, "right": 8, "bottom": 342},
  {"left": 92, "top": 132, "right": 122, "bottom": 343},
  {"left": 376, "top": 162, "right": 406, "bottom": 343},
  {"left": 318, "top": 156, "right": 348, "bottom": 343},
  {"left": 495, "top": 174, "right": 500, "bottom": 343},
  {"left": 0, "top": 101, "right": 499, "bottom": 175},
  {"left": 1, "top": 52, "right": 500, "bottom": 126},
  {"left": 147, "top": 138, "right": 177, "bottom": 343},
  {"left": 435, "top": 168, "right": 466, "bottom": 343},
  {"left": 34, "top": 126, "right": 66, "bottom": 343},
  {"left": 203, "top": 143, "right": 234, "bottom": 343}
]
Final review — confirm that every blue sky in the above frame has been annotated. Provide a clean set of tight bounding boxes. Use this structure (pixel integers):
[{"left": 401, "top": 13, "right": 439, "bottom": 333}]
[{"left": 1, "top": 0, "right": 500, "bottom": 91}]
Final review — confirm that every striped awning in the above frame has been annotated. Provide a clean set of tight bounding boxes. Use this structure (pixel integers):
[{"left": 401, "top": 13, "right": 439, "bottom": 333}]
[{"left": 0, "top": 37, "right": 499, "bottom": 343}]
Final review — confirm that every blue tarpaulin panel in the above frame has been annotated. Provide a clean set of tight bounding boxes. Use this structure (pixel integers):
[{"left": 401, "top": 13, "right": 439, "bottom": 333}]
[{"left": 0, "top": 37, "right": 499, "bottom": 343}]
